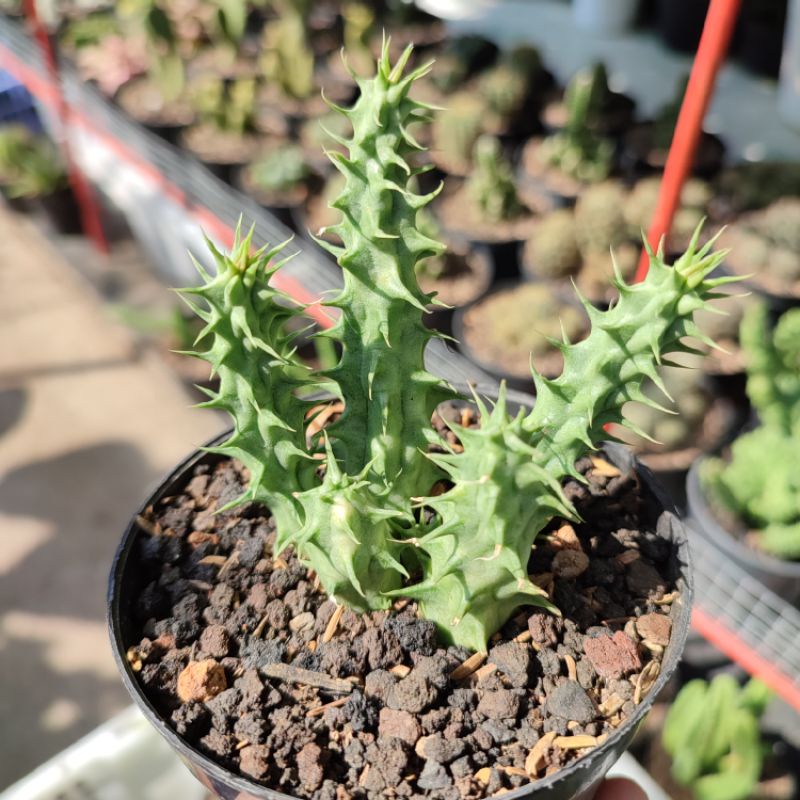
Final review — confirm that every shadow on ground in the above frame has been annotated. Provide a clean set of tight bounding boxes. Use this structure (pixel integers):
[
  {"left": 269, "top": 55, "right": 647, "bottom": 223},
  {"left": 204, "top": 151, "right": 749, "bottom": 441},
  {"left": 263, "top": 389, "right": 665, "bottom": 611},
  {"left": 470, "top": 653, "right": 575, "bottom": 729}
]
[{"left": 0, "top": 441, "right": 159, "bottom": 787}]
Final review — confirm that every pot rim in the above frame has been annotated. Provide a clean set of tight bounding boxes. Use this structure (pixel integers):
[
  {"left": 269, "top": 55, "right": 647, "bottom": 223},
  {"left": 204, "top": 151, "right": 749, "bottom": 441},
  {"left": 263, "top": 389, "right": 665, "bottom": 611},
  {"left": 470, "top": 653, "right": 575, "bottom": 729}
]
[
  {"left": 109, "top": 410, "right": 693, "bottom": 800},
  {"left": 687, "top": 456, "right": 800, "bottom": 578}
]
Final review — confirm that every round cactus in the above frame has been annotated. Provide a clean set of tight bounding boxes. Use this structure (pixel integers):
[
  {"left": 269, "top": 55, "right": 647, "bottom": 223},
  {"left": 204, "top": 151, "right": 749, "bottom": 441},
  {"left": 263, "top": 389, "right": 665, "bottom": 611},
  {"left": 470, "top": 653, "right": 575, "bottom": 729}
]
[
  {"left": 431, "top": 91, "right": 484, "bottom": 174},
  {"left": 523, "top": 209, "right": 581, "bottom": 280},
  {"left": 574, "top": 181, "right": 628, "bottom": 254}
]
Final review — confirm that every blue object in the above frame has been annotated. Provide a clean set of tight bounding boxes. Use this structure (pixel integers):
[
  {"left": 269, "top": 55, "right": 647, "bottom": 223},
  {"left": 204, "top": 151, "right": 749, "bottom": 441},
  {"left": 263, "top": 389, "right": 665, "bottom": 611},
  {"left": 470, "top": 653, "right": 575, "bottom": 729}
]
[{"left": 0, "top": 70, "right": 43, "bottom": 133}]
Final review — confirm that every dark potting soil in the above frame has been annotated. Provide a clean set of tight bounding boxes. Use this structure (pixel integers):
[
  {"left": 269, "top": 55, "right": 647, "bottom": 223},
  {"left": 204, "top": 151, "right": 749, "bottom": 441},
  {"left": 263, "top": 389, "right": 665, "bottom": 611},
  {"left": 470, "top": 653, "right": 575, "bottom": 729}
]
[{"left": 127, "top": 405, "right": 680, "bottom": 800}]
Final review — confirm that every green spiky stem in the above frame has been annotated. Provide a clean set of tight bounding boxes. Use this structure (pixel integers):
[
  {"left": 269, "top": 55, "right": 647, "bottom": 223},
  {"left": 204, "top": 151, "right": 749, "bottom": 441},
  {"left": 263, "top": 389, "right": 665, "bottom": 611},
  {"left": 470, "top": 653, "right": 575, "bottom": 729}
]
[
  {"left": 317, "top": 45, "right": 453, "bottom": 507},
  {"left": 405, "top": 232, "right": 734, "bottom": 652},
  {"left": 178, "top": 232, "right": 316, "bottom": 533}
]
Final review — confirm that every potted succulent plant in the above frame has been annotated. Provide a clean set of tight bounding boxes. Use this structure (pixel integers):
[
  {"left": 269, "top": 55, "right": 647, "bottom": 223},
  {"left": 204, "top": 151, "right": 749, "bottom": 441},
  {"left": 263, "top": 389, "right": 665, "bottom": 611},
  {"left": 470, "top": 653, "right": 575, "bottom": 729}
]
[
  {"left": 0, "top": 125, "right": 81, "bottom": 233},
  {"left": 453, "top": 282, "right": 589, "bottom": 393},
  {"left": 114, "top": 0, "right": 195, "bottom": 144},
  {"left": 110, "top": 45, "right": 732, "bottom": 800},
  {"left": 181, "top": 76, "right": 263, "bottom": 184},
  {"left": 434, "top": 135, "right": 541, "bottom": 278},
  {"left": 636, "top": 676, "right": 795, "bottom": 800},
  {"left": 519, "top": 66, "right": 622, "bottom": 207},
  {"left": 521, "top": 182, "right": 638, "bottom": 307},
  {"left": 689, "top": 303, "right": 800, "bottom": 605},
  {"left": 236, "top": 143, "right": 321, "bottom": 229}
]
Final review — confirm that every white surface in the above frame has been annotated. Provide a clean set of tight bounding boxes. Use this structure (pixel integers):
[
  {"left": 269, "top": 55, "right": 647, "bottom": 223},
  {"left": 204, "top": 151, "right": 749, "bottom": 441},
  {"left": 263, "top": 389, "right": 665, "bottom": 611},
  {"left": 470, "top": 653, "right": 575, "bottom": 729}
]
[
  {"left": 447, "top": 0, "right": 800, "bottom": 161},
  {"left": 572, "top": 0, "right": 640, "bottom": 37},
  {"left": 0, "top": 706, "right": 206, "bottom": 800},
  {"left": 1, "top": 704, "right": 668, "bottom": 800}
]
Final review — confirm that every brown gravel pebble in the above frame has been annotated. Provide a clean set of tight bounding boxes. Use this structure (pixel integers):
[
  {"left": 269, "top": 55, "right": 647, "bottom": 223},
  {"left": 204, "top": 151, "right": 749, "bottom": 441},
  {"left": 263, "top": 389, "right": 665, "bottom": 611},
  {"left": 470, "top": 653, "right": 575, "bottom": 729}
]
[
  {"left": 635, "top": 614, "right": 672, "bottom": 647},
  {"left": 176, "top": 659, "right": 227, "bottom": 703},
  {"left": 552, "top": 550, "right": 590, "bottom": 579},
  {"left": 584, "top": 632, "right": 642, "bottom": 679},
  {"left": 199, "top": 625, "right": 230, "bottom": 658},
  {"left": 379, "top": 708, "right": 421, "bottom": 746},
  {"left": 297, "top": 742, "right": 325, "bottom": 791}
]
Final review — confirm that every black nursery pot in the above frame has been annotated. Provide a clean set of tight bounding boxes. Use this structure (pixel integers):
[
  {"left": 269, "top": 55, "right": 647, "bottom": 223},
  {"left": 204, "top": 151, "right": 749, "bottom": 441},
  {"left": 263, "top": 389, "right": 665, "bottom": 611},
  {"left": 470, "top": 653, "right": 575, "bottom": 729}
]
[
  {"left": 109, "top": 419, "right": 693, "bottom": 800},
  {"left": 686, "top": 458, "right": 800, "bottom": 606},
  {"left": 657, "top": 0, "right": 710, "bottom": 52},
  {"left": 38, "top": 185, "right": 82, "bottom": 235}
]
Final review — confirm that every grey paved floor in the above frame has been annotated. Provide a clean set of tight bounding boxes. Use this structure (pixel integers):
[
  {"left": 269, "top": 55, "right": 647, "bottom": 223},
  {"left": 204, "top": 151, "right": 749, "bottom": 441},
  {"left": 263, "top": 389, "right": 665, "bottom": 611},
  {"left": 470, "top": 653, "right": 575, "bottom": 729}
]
[{"left": 0, "top": 206, "right": 223, "bottom": 789}]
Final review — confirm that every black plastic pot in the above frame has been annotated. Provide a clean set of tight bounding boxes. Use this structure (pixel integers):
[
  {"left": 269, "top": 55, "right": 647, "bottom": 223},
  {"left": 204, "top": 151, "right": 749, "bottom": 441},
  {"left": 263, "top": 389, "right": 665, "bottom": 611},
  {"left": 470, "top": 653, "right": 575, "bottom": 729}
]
[
  {"left": 38, "top": 185, "right": 82, "bottom": 234},
  {"left": 620, "top": 123, "right": 726, "bottom": 180},
  {"left": 109, "top": 428, "right": 693, "bottom": 800},
  {"left": 656, "top": 0, "right": 710, "bottom": 52},
  {"left": 686, "top": 458, "right": 800, "bottom": 606}
]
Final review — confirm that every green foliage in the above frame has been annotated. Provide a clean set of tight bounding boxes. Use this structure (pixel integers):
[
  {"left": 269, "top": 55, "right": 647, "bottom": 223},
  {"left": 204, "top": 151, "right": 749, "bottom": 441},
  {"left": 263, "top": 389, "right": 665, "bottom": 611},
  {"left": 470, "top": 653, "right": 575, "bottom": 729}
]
[
  {"left": 538, "top": 64, "right": 615, "bottom": 183},
  {"left": 702, "top": 304, "right": 800, "bottom": 559},
  {"left": 0, "top": 126, "right": 67, "bottom": 198},
  {"left": 190, "top": 77, "right": 257, "bottom": 134},
  {"left": 467, "top": 135, "right": 525, "bottom": 223},
  {"left": 119, "top": 0, "right": 185, "bottom": 101},
  {"left": 430, "top": 90, "right": 484, "bottom": 173},
  {"left": 60, "top": 11, "right": 120, "bottom": 50},
  {"left": 663, "top": 676, "right": 770, "bottom": 800},
  {"left": 181, "top": 46, "right": 734, "bottom": 652},
  {"left": 651, "top": 74, "right": 688, "bottom": 150},
  {"left": 247, "top": 144, "right": 310, "bottom": 194},
  {"left": 261, "top": 0, "right": 314, "bottom": 100}
]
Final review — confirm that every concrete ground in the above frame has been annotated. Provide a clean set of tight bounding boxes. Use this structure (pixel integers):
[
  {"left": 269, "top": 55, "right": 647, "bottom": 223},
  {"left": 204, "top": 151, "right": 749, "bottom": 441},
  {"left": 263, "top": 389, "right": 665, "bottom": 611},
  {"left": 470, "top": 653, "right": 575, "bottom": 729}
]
[{"left": 0, "top": 205, "right": 224, "bottom": 789}]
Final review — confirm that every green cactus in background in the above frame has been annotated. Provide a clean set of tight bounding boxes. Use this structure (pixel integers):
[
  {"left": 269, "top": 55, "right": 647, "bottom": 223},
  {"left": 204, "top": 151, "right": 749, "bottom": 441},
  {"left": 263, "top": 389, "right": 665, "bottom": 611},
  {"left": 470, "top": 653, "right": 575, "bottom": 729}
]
[
  {"left": 702, "top": 304, "right": 800, "bottom": 560},
  {"left": 651, "top": 75, "right": 688, "bottom": 151},
  {"left": 261, "top": 0, "right": 314, "bottom": 100},
  {"left": 522, "top": 209, "right": 581, "bottom": 280},
  {"left": 625, "top": 177, "right": 711, "bottom": 247},
  {"left": 119, "top": 0, "right": 185, "bottom": 101},
  {"left": 190, "top": 76, "right": 257, "bottom": 134},
  {"left": 760, "top": 198, "right": 800, "bottom": 253},
  {"left": 477, "top": 46, "right": 543, "bottom": 128},
  {"left": 663, "top": 676, "right": 771, "bottom": 800},
  {"left": 343, "top": 2, "right": 377, "bottom": 78},
  {"left": 573, "top": 181, "right": 628, "bottom": 254},
  {"left": 247, "top": 143, "right": 311, "bottom": 195},
  {"left": 0, "top": 125, "right": 68, "bottom": 199},
  {"left": 538, "top": 64, "right": 615, "bottom": 183},
  {"left": 181, "top": 45, "right": 735, "bottom": 652},
  {"left": 430, "top": 91, "right": 484, "bottom": 173},
  {"left": 467, "top": 135, "right": 525, "bottom": 223}
]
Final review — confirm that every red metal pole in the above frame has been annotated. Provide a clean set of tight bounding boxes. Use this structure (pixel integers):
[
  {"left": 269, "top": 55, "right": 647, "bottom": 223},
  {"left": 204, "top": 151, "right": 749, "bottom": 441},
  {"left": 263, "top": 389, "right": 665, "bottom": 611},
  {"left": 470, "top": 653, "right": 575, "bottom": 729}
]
[
  {"left": 634, "top": 0, "right": 741, "bottom": 282},
  {"left": 22, "top": 0, "right": 109, "bottom": 254}
]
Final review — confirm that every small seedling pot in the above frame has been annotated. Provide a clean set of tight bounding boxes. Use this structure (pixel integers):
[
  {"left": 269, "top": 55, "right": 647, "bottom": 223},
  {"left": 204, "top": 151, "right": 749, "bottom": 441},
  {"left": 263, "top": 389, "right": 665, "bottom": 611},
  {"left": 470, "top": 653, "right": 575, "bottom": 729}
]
[
  {"left": 110, "top": 414, "right": 692, "bottom": 800},
  {"left": 686, "top": 458, "right": 800, "bottom": 606}
]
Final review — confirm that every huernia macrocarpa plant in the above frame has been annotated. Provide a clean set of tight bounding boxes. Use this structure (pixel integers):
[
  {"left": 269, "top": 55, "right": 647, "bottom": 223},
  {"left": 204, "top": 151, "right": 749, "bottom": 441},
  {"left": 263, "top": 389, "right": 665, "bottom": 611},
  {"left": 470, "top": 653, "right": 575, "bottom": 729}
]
[
  {"left": 663, "top": 676, "right": 771, "bottom": 800},
  {"left": 179, "top": 44, "right": 736, "bottom": 653},
  {"left": 702, "top": 304, "right": 800, "bottom": 559}
]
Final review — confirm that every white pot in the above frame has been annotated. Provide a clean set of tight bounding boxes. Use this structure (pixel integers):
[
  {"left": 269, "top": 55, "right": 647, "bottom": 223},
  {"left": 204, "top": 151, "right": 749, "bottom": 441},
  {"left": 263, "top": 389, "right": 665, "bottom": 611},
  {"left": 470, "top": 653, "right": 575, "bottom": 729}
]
[{"left": 573, "top": 0, "right": 640, "bottom": 36}]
